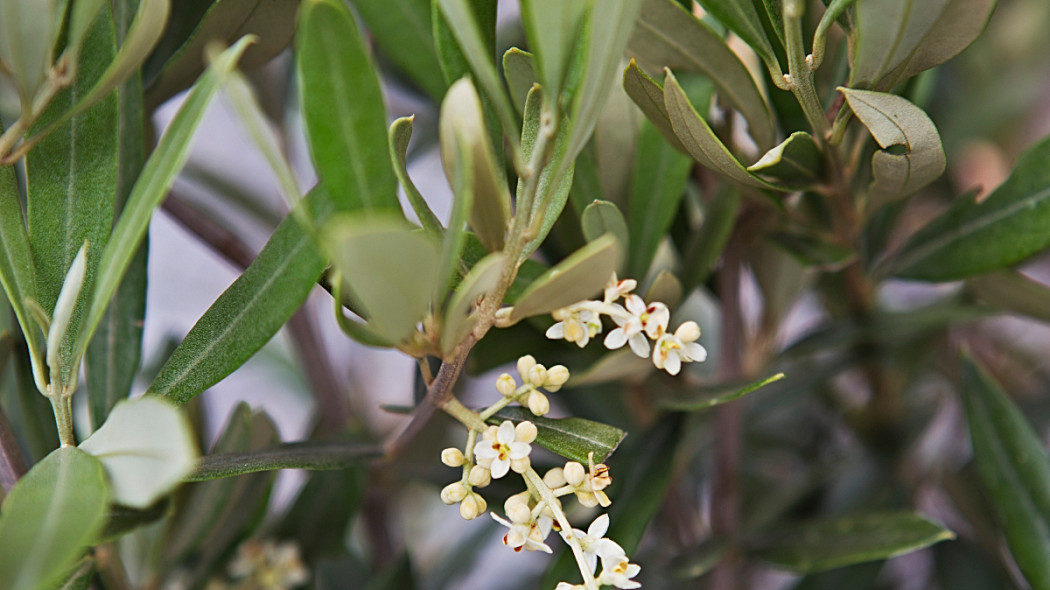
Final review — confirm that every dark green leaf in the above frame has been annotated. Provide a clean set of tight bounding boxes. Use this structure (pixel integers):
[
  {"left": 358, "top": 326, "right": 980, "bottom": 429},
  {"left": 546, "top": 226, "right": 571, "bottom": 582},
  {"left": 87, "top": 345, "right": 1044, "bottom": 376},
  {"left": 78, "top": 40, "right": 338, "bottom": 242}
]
[
  {"left": 694, "top": 0, "right": 781, "bottom": 79},
  {"left": 628, "top": 0, "right": 775, "bottom": 149},
  {"left": 489, "top": 406, "right": 626, "bottom": 464},
  {"left": 841, "top": 88, "right": 945, "bottom": 205},
  {"left": 188, "top": 441, "right": 382, "bottom": 481},
  {"left": 968, "top": 270, "right": 1050, "bottom": 324},
  {"left": 885, "top": 134, "right": 1050, "bottom": 281},
  {"left": 658, "top": 373, "right": 785, "bottom": 411},
  {"left": 623, "top": 60, "right": 686, "bottom": 153},
  {"left": 960, "top": 354, "right": 1050, "bottom": 589},
  {"left": 627, "top": 120, "right": 692, "bottom": 277},
  {"left": 849, "top": 0, "right": 951, "bottom": 89},
  {"left": 750, "top": 512, "right": 955, "bottom": 573},
  {"left": 297, "top": 0, "right": 400, "bottom": 213},
  {"left": 520, "top": 0, "right": 588, "bottom": 103},
  {"left": 748, "top": 131, "right": 825, "bottom": 189},
  {"left": 509, "top": 234, "right": 621, "bottom": 323},
  {"left": 148, "top": 189, "right": 332, "bottom": 405},
  {"left": 350, "top": 0, "right": 447, "bottom": 100},
  {"left": 0, "top": 447, "right": 109, "bottom": 590},
  {"left": 581, "top": 200, "right": 629, "bottom": 250}
]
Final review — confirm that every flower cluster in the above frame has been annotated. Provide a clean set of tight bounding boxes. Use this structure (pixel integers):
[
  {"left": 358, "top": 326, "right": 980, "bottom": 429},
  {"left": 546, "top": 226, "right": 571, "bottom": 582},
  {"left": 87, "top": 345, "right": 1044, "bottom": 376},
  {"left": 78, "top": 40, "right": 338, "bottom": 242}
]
[
  {"left": 546, "top": 275, "right": 707, "bottom": 375},
  {"left": 438, "top": 356, "right": 642, "bottom": 589}
]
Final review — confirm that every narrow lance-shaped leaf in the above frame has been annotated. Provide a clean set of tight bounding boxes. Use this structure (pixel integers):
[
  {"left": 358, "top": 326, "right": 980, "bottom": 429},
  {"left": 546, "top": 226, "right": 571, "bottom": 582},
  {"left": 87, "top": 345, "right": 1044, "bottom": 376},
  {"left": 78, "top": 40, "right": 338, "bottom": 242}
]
[
  {"left": 750, "top": 512, "right": 955, "bottom": 573},
  {"left": 441, "top": 253, "right": 506, "bottom": 357},
  {"left": 623, "top": 60, "right": 685, "bottom": 152},
  {"left": 509, "top": 234, "right": 621, "bottom": 323},
  {"left": 520, "top": 0, "right": 588, "bottom": 104},
  {"left": 885, "top": 133, "right": 1050, "bottom": 282},
  {"left": 628, "top": 0, "right": 775, "bottom": 149},
  {"left": 812, "top": 0, "right": 859, "bottom": 66},
  {"left": 841, "top": 88, "right": 945, "bottom": 206},
  {"left": 694, "top": 0, "right": 781, "bottom": 80},
  {"left": 0, "top": 447, "right": 110, "bottom": 590},
  {"left": 658, "top": 373, "right": 785, "bottom": 411},
  {"left": 297, "top": 0, "right": 400, "bottom": 213},
  {"left": 389, "top": 116, "right": 444, "bottom": 236},
  {"left": 149, "top": 189, "right": 334, "bottom": 405},
  {"left": 350, "top": 0, "right": 446, "bottom": 99},
  {"left": 968, "top": 270, "right": 1050, "bottom": 325},
  {"left": 75, "top": 37, "right": 252, "bottom": 362},
  {"left": 960, "top": 353, "right": 1050, "bottom": 589},
  {"left": 849, "top": 0, "right": 951, "bottom": 89},
  {"left": 519, "top": 85, "right": 576, "bottom": 257},
  {"left": 748, "top": 131, "right": 825, "bottom": 189},
  {"left": 490, "top": 406, "right": 626, "bottom": 464},
  {"left": 47, "top": 244, "right": 88, "bottom": 390}
]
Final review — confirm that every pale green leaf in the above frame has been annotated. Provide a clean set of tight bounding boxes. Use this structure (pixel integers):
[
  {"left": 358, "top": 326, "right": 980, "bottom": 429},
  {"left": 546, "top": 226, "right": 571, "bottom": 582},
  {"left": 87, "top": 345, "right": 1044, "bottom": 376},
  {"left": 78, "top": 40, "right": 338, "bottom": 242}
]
[
  {"left": 694, "top": 0, "right": 781, "bottom": 79},
  {"left": 960, "top": 354, "right": 1050, "bottom": 589},
  {"left": 0, "top": 447, "right": 109, "bottom": 590},
  {"left": 885, "top": 133, "right": 1050, "bottom": 281},
  {"left": 659, "top": 373, "right": 784, "bottom": 411},
  {"left": 841, "top": 89, "right": 945, "bottom": 205},
  {"left": 79, "top": 396, "right": 198, "bottom": 509},
  {"left": 509, "top": 234, "right": 621, "bottom": 323},
  {"left": 663, "top": 70, "right": 782, "bottom": 190},
  {"left": 751, "top": 512, "right": 955, "bottom": 573},
  {"left": 679, "top": 186, "right": 740, "bottom": 294},
  {"left": 324, "top": 215, "right": 441, "bottom": 343},
  {"left": 968, "top": 270, "right": 1050, "bottom": 324},
  {"left": 628, "top": 0, "right": 775, "bottom": 149},
  {"left": 46, "top": 243, "right": 87, "bottom": 388},
  {"left": 644, "top": 269, "right": 683, "bottom": 310},
  {"left": 622, "top": 60, "right": 685, "bottom": 152},
  {"left": 520, "top": 0, "right": 588, "bottom": 103},
  {"left": 748, "top": 131, "right": 825, "bottom": 189},
  {"left": 297, "top": 0, "right": 400, "bottom": 213},
  {"left": 849, "top": 0, "right": 951, "bottom": 89},
  {"left": 490, "top": 406, "right": 626, "bottom": 464},
  {"left": 441, "top": 253, "right": 505, "bottom": 357},
  {"left": 0, "top": 0, "right": 60, "bottom": 102},
  {"left": 75, "top": 37, "right": 251, "bottom": 362},
  {"left": 813, "top": 0, "right": 859, "bottom": 67},
  {"left": 518, "top": 85, "right": 576, "bottom": 256},
  {"left": 389, "top": 116, "right": 443, "bottom": 236},
  {"left": 503, "top": 47, "right": 537, "bottom": 113},
  {"left": 581, "top": 199, "right": 629, "bottom": 250}
]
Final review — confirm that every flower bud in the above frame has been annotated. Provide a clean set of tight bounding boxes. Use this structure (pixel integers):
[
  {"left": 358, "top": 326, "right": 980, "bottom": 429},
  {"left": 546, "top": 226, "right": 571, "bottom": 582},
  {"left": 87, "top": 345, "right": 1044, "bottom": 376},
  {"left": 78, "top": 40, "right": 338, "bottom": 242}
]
[
  {"left": 576, "top": 490, "right": 599, "bottom": 508},
  {"left": 528, "top": 391, "right": 550, "bottom": 416},
  {"left": 515, "top": 420, "right": 538, "bottom": 444},
  {"left": 543, "top": 467, "right": 567, "bottom": 488},
  {"left": 545, "top": 365, "right": 570, "bottom": 391},
  {"left": 460, "top": 492, "right": 486, "bottom": 520},
  {"left": 441, "top": 482, "right": 467, "bottom": 504},
  {"left": 526, "top": 364, "right": 548, "bottom": 388},
  {"left": 496, "top": 373, "right": 517, "bottom": 397},
  {"left": 510, "top": 456, "right": 531, "bottom": 473},
  {"left": 468, "top": 465, "right": 492, "bottom": 487},
  {"left": 563, "top": 461, "right": 586, "bottom": 487},
  {"left": 482, "top": 425, "right": 499, "bottom": 442},
  {"left": 441, "top": 447, "right": 464, "bottom": 467},
  {"left": 676, "top": 320, "right": 701, "bottom": 342},
  {"left": 517, "top": 355, "right": 537, "bottom": 380},
  {"left": 507, "top": 501, "right": 531, "bottom": 524},
  {"left": 505, "top": 491, "right": 531, "bottom": 512}
]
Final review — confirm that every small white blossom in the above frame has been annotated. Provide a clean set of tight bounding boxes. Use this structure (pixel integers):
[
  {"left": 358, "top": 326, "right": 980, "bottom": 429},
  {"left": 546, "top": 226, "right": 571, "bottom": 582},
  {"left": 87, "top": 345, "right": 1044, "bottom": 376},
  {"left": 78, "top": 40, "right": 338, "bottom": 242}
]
[
  {"left": 474, "top": 420, "right": 533, "bottom": 478},
  {"left": 596, "top": 553, "right": 642, "bottom": 589},
  {"left": 653, "top": 321, "right": 707, "bottom": 375},
  {"left": 603, "top": 295, "right": 653, "bottom": 358},
  {"left": 546, "top": 304, "right": 602, "bottom": 347},
  {"left": 603, "top": 274, "right": 637, "bottom": 304},
  {"left": 491, "top": 512, "right": 554, "bottom": 553},
  {"left": 560, "top": 514, "right": 626, "bottom": 573}
]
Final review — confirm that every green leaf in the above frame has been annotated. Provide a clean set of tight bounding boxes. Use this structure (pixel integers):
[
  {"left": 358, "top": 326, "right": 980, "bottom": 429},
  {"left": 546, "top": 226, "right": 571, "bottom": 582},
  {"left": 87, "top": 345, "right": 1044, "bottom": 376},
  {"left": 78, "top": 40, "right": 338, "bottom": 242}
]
[
  {"left": 627, "top": 120, "right": 692, "bottom": 277},
  {"left": 297, "top": 0, "right": 400, "bottom": 213},
  {"left": 581, "top": 200, "right": 629, "bottom": 250},
  {"left": 840, "top": 88, "right": 945, "bottom": 205},
  {"left": 960, "top": 353, "right": 1050, "bottom": 589},
  {"left": 663, "top": 70, "right": 782, "bottom": 190},
  {"left": 324, "top": 215, "right": 441, "bottom": 343},
  {"left": 389, "top": 116, "right": 443, "bottom": 236},
  {"left": 188, "top": 441, "right": 382, "bottom": 481},
  {"left": 694, "top": 0, "right": 781, "bottom": 80},
  {"left": 750, "top": 512, "right": 955, "bottom": 573},
  {"left": 348, "top": 0, "right": 447, "bottom": 100},
  {"left": 968, "top": 270, "right": 1050, "bottom": 324},
  {"left": 65, "top": 0, "right": 107, "bottom": 67},
  {"left": 679, "top": 186, "right": 740, "bottom": 294},
  {"left": 519, "top": 85, "right": 576, "bottom": 257},
  {"left": 26, "top": 4, "right": 118, "bottom": 384},
  {"left": 490, "top": 406, "right": 626, "bottom": 464},
  {"left": 876, "top": 0, "right": 997, "bottom": 90},
  {"left": 148, "top": 190, "right": 332, "bottom": 405},
  {"left": 78, "top": 396, "right": 198, "bottom": 509},
  {"left": 441, "top": 253, "right": 505, "bottom": 357},
  {"left": 885, "top": 134, "right": 1050, "bottom": 281},
  {"left": 849, "top": 0, "right": 952, "bottom": 89},
  {"left": 145, "top": 0, "right": 298, "bottom": 108},
  {"left": 623, "top": 60, "right": 686, "bottom": 152},
  {"left": 768, "top": 232, "right": 856, "bottom": 270},
  {"left": 628, "top": 0, "right": 775, "bottom": 149},
  {"left": 75, "top": 37, "right": 251, "bottom": 363},
  {"left": 0, "top": 136, "right": 44, "bottom": 383},
  {"left": 748, "top": 131, "right": 825, "bottom": 189},
  {"left": 503, "top": 48, "right": 537, "bottom": 113},
  {"left": 658, "top": 373, "right": 785, "bottom": 411},
  {"left": 46, "top": 244, "right": 88, "bottom": 389},
  {"left": 0, "top": 0, "right": 61, "bottom": 103},
  {"left": 509, "top": 234, "right": 621, "bottom": 323},
  {"left": 520, "top": 0, "right": 588, "bottom": 104},
  {"left": 0, "top": 447, "right": 109, "bottom": 590},
  {"left": 813, "top": 0, "right": 859, "bottom": 67},
  {"left": 439, "top": 77, "right": 510, "bottom": 252}
]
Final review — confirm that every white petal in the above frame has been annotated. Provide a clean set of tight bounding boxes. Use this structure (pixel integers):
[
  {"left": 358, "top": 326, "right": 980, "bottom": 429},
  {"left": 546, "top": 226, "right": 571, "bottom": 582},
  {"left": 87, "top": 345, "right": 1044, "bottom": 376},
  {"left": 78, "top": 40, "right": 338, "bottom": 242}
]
[
  {"left": 627, "top": 333, "right": 650, "bottom": 358},
  {"left": 682, "top": 342, "right": 707, "bottom": 362},
  {"left": 675, "top": 320, "right": 701, "bottom": 342},
  {"left": 496, "top": 421, "right": 517, "bottom": 445},
  {"left": 546, "top": 323, "right": 565, "bottom": 339},
  {"left": 663, "top": 352, "right": 682, "bottom": 375},
  {"left": 490, "top": 458, "right": 511, "bottom": 478},
  {"left": 509, "top": 441, "right": 532, "bottom": 460},
  {"left": 588, "top": 513, "right": 610, "bottom": 537},
  {"left": 624, "top": 294, "right": 646, "bottom": 315},
  {"left": 595, "top": 538, "right": 626, "bottom": 561},
  {"left": 604, "top": 329, "right": 628, "bottom": 350}
]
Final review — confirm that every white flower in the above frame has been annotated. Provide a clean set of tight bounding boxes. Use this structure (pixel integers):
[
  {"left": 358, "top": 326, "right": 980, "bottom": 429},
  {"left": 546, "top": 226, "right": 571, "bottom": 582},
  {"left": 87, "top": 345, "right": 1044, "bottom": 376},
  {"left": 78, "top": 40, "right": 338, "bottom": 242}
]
[
  {"left": 474, "top": 420, "right": 533, "bottom": 478},
  {"left": 603, "top": 274, "right": 637, "bottom": 304},
  {"left": 603, "top": 295, "right": 654, "bottom": 358},
  {"left": 555, "top": 583, "right": 585, "bottom": 590},
  {"left": 596, "top": 553, "right": 642, "bottom": 589},
  {"left": 546, "top": 304, "right": 602, "bottom": 347},
  {"left": 559, "top": 514, "right": 625, "bottom": 573},
  {"left": 653, "top": 321, "right": 707, "bottom": 375},
  {"left": 491, "top": 512, "right": 553, "bottom": 553}
]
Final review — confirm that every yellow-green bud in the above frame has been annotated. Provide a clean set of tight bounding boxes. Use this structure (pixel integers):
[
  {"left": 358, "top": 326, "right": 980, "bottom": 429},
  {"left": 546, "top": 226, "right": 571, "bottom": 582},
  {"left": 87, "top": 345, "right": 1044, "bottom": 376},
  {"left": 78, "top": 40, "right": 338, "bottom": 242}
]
[
  {"left": 543, "top": 467, "right": 567, "bottom": 488},
  {"left": 564, "top": 461, "right": 586, "bottom": 487},
  {"left": 515, "top": 420, "right": 538, "bottom": 444},
  {"left": 468, "top": 465, "right": 492, "bottom": 487},
  {"left": 496, "top": 373, "right": 518, "bottom": 397},
  {"left": 545, "top": 365, "right": 570, "bottom": 391},
  {"left": 517, "top": 355, "right": 537, "bottom": 379},
  {"left": 440, "top": 482, "right": 468, "bottom": 504},
  {"left": 441, "top": 447, "right": 464, "bottom": 467},
  {"left": 528, "top": 391, "right": 550, "bottom": 416}
]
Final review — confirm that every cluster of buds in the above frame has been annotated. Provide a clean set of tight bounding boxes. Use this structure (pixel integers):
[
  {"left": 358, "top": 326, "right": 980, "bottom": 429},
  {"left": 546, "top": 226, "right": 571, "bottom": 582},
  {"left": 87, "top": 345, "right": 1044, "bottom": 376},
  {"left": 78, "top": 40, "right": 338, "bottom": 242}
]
[
  {"left": 438, "top": 354, "right": 642, "bottom": 589},
  {"left": 546, "top": 275, "right": 707, "bottom": 375}
]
